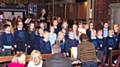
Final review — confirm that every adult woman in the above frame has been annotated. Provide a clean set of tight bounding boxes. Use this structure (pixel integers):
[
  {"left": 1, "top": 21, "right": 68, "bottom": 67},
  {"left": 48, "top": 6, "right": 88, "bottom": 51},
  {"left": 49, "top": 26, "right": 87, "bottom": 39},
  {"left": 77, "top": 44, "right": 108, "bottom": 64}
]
[{"left": 77, "top": 34, "right": 97, "bottom": 67}]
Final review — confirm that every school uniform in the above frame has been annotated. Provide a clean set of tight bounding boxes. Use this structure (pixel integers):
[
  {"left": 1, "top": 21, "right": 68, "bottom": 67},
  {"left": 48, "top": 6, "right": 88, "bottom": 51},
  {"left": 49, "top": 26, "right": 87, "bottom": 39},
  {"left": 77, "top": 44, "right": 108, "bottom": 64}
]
[
  {"left": 114, "top": 32, "right": 120, "bottom": 49},
  {"left": 96, "top": 36, "right": 104, "bottom": 63},
  {"left": 65, "top": 38, "right": 79, "bottom": 55},
  {"left": 14, "top": 29, "right": 28, "bottom": 52},
  {"left": 35, "top": 35, "right": 44, "bottom": 51},
  {"left": 103, "top": 28, "right": 108, "bottom": 38},
  {"left": 54, "top": 26, "right": 61, "bottom": 34},
  {"left": 49, "top": 32, "right": 57, "bottom": 46},
  {"left": 39, "top": 39, "right": 51, "bottom": 54},
  {"left": 58, "top": 40, "right": 65, "bottom": 53},
  {"left": 104, "top": 36, "right": 117, "bottom": 64},
  {"left": 64, "top": 32, "right": 69, "bottom": 40},
  {"left": 27, "top": 31, "right": 36, "bottom": 54},
  {"left": 91, "top": 37, "right": 98, "bottom": 49},
  {"left": 86, "top": 29, "right": 91, "bottom": 40},
  {"left": 1, "top": 32, "right": 14, "bottom": 55}
]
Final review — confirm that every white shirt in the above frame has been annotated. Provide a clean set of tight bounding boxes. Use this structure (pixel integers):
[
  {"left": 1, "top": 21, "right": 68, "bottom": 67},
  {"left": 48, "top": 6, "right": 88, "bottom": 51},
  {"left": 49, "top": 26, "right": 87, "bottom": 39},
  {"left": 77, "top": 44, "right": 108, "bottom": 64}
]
[
  {"left": 28, "top": 61, "right": 43, "bottom": 67},
  {"left": 78, "top": 28, "right": 86, "bottom": 34}
]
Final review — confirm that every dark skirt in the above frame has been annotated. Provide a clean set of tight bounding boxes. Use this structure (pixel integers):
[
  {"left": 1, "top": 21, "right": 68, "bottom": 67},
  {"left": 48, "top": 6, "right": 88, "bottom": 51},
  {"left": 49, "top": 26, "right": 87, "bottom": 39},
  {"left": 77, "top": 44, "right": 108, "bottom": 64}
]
[{"left": 16, "top": 42, "right": 26, "bottom": 52}]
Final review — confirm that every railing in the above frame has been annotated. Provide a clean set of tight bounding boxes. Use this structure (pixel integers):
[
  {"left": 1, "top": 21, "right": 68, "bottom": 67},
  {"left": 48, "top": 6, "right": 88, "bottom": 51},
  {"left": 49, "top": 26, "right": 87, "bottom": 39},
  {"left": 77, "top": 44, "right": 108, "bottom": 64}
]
[
  {"left": 0, "top": 54, "right": 51, "bottom": 63},
  {"left": 0, "top": 50, "right": 120, "bottom": 67}
]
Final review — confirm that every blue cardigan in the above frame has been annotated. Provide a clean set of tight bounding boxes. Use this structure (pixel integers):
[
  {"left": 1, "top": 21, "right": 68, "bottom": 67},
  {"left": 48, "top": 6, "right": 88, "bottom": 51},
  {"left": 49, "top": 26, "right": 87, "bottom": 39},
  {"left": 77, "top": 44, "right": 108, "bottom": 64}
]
[{"left": 65, "top": 38, "right": 79, "bottom": 52}]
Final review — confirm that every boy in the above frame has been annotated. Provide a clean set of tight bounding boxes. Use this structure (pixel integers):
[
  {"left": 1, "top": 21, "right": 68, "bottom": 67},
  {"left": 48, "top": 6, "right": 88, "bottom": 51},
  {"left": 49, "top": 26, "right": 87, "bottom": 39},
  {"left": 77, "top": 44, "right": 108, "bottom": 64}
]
[
  {"left": 104, "top": 29, "right": 117, "bottom": 65},
  {"left": 65, "top": 31, "right": 79, "bottom": 56},
  {"left": 39, "top": 32, "right": 51, "bottom": 54},
  {"left": 1, "top": 24, "right": 14, "bottom": 55},
  {"left": 96, "top": 29, "right": 104, "bottom": 63},
  {"left": 91, "top": 29, "right": 98, "bottom": 49}
]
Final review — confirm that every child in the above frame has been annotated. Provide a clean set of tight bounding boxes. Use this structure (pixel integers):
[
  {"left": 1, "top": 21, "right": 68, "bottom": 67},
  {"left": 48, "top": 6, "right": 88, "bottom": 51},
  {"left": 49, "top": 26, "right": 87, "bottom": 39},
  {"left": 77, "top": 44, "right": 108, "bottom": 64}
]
[
  {"left": 1, "top": 24, "right": 14, "bottom": 56},
  {"left": 91, "top": 29, "right": 98, "bottom": 49},
  {"left": 104, "top": 29, "right": 117, "bottom": 65},
  {"left": 61, "top": 21, "right": 68, "bottom": 30},
  {"left": 96, "top": 29, "right": 104, "bottom": 63},
  {"left": 60, "top": 28, "right": 68, "bottom": 40},
  {"left": 14, "top": 22, "right": 28, "bottom": 53},
  {"left": 53, "top": 20, "right": 61, "bottom": 34},
  {"left": 113, "top": 24, "right": 119, "bottom": 49},
  {"left": 28, "top": 50, "right": 43, "bottom": 67},
  {"left": 35, "top": 28, "right": 44, "bottom": 51},
  {"left": 113, "top": 24, "right": 119, "bottom": 35},
  {"left": 65, "top": 31, "right": 79, "bottom": 56},
  {"left": 57, "top": 31, "right": 66, "bottom": 53},
  {"left": 86, "top": 22, "right": 94, "bottom": 40},
  {"left": 27, "top": 22, "right": 37, "bottom": 54},
  {"left": 72, "top": 24, "right": 79, "bottom": 40},
  {"left": 49, "top": 26, "right": 57, "bottom": 46},
  {"left": 39, "top": 32, "right": 51, "bottom": 54},
  {"left": 103, "top": 22, "right": 109, "bottom": 38},
  {"left": 78, "top": 23, "right": 86, "bottom": 36},
  {"left": 39, "top": 22, "right": 47, "bottom": 31},
  {"left": 8, "top": 53, "right": 26, "bottom": 67}
]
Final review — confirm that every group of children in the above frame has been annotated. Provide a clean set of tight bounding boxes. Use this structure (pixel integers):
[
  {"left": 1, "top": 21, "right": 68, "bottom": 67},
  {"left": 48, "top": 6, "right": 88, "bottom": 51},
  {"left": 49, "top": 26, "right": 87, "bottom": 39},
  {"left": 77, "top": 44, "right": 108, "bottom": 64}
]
[{"left": 0, "top": 17, "right": 120, "bottom": 65}]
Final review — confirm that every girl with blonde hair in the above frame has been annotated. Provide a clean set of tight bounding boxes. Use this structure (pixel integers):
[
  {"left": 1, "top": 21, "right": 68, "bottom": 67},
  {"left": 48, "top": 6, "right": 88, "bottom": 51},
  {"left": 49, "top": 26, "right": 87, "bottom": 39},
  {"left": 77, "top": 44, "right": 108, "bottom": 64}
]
[
  {"left": 8, "top": 53, "right": 26, "bottom": 67},
  {"left": 28, "top": 50, "right": 43, "bottom": 67}
]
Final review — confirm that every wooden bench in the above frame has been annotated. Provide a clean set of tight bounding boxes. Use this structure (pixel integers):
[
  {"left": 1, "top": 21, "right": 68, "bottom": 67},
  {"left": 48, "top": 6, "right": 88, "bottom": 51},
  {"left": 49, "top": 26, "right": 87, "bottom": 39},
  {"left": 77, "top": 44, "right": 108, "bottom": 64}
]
[
  {"left": 0, "top": 54, "right": 51, "bottom": 63},
  {"left": 109, "top": 50, "right": 120, "bottom": 67}
]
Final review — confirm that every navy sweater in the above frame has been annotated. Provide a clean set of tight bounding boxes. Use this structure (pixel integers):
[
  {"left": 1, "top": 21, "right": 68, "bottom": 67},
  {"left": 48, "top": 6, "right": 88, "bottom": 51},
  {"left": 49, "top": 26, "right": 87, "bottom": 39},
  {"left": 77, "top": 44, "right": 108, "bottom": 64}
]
[
  {"left": 39, "top": 39, "right": 51, "bottom": 54},
  {"left": 91, "top": 38, "right": 98, "bottom": 49},
  {"left": 105, "top": 36, "right": 117, "bottom": 50},
  {"left": 27, "top": 31, "right": 36, "bottom": 48},
  {"left": 35, "top": 35, "right": 44, "bottom": 51},
  {"left": 54, "top": 26, "right": 61, "bottom": 34},
  {"left": 1, "top": 32, "right": 14, "bottom": 48},
  {"left": 14, "top": 29, "right": 28, "bottom": 51},
  {"left": 97, "top": 38, "right": 104, "bottom": 50},
  {"left": 14, "top": 29, "right": 28, "bottom": 43},
  {"left": 65, "top": 38, "right": 79, "bottom": 52}
]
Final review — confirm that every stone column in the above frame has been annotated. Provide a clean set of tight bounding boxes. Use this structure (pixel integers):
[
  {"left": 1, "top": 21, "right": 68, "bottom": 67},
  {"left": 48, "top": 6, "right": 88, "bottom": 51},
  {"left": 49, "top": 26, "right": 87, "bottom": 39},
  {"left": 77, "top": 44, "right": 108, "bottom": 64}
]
[{"left": 109, "top": 3, "right": 120, "bottom": 26}]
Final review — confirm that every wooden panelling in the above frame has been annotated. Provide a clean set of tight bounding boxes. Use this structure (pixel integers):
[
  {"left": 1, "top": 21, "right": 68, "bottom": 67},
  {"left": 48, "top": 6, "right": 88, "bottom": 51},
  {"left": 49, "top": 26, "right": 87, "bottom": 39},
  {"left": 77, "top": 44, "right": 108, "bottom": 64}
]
[
  {"left": 94, "top": 0, "right": 110, "bottom": 28},
  {"left": 66, "top": 3, "right": 87, "bottom": 21},
  {"left": 94, "top": 0, "right": 120, "bottom": 27}
]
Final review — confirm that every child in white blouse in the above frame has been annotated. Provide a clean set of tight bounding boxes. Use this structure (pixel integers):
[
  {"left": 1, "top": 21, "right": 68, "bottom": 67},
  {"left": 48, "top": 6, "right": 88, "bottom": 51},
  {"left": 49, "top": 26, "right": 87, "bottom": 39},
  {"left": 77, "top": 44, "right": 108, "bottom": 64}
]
[{"left": 28, "top": 50, "right": 43, "bottom": 67}]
